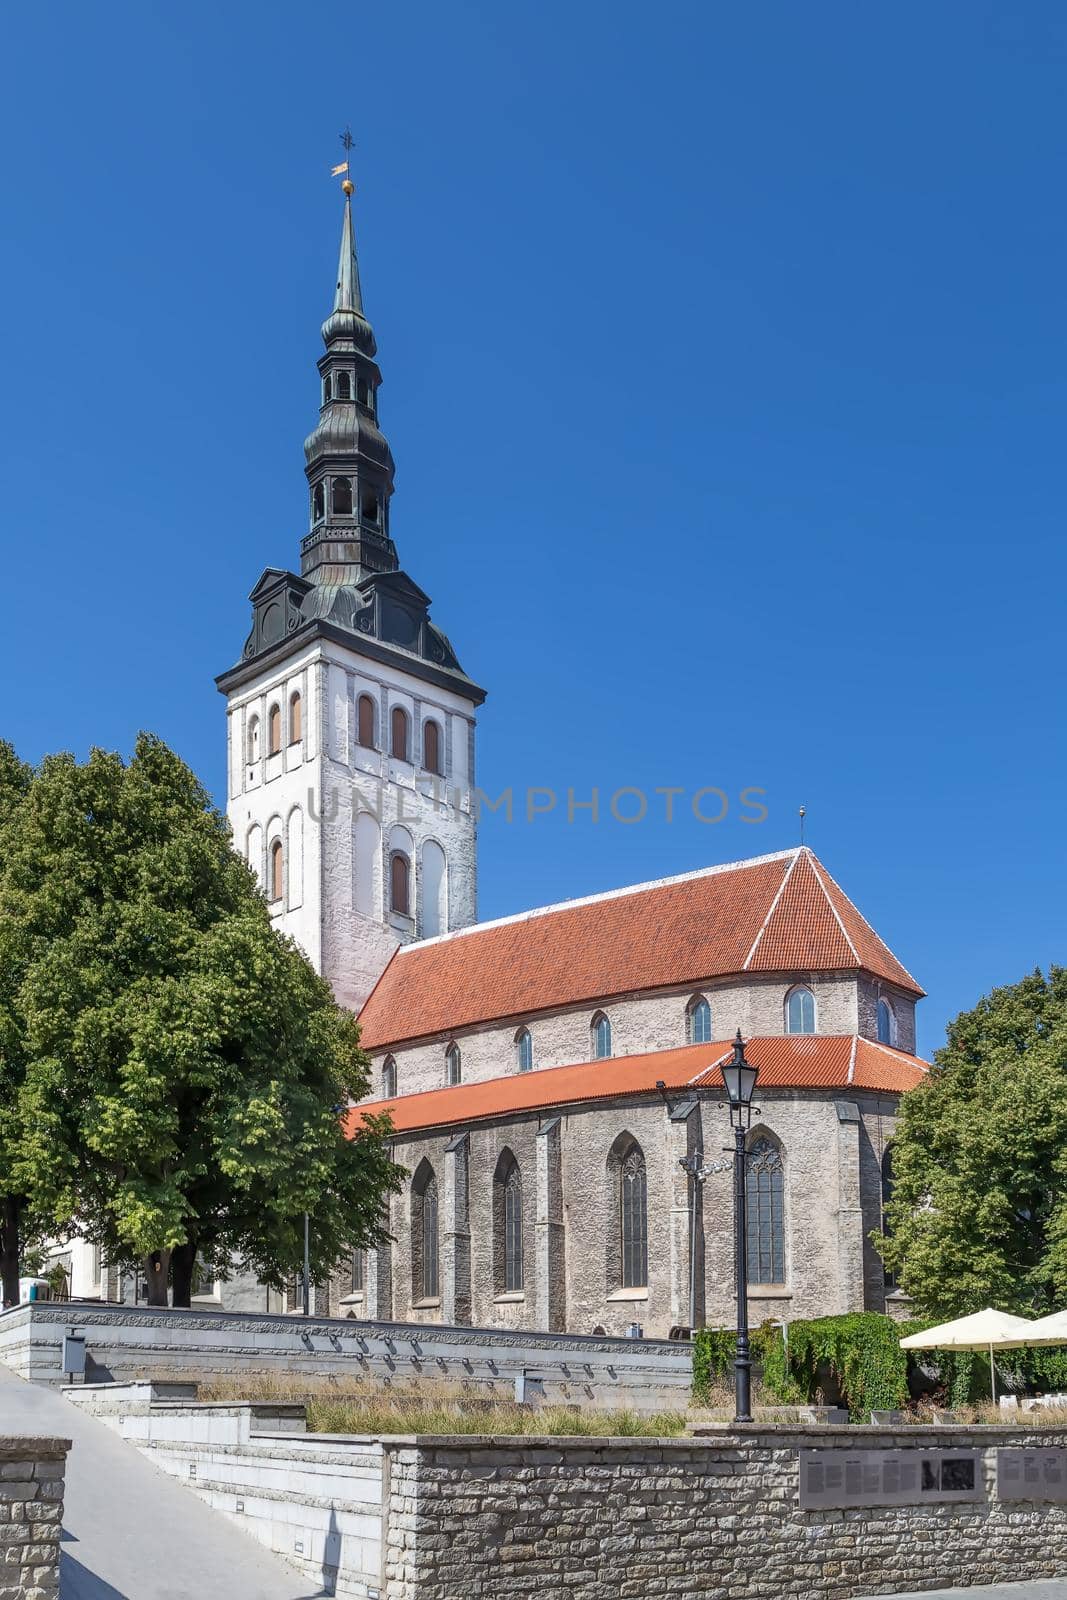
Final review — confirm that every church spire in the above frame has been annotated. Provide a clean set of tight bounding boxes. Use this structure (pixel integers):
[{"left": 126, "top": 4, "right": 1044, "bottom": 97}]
[
  {"left": 334, "top": 186, "right": 364, "bottom": 315},
  {"left": 301, "top": 182, "right": 398, "bottom": 584}
]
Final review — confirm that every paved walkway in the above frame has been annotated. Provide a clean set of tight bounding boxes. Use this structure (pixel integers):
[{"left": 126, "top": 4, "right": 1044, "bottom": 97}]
[{"left": 0, "top": 1364, "right": 315, "bottom": 1599}]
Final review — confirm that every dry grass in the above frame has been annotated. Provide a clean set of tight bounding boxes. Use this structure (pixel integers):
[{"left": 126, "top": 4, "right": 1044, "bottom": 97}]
[{"left": 197, "top": 1374, "right": 688, "bottom": 1437}]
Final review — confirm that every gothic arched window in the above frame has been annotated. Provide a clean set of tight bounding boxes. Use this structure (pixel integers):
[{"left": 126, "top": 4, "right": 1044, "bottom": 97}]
[
  {"left": 336, "top": 371, "right": 351, "bottom": 400},
  {"left": 391, "top": 706, "right": 409, "bottom": 761},
  {"left": 445, "top": 1043, "right": 461, "bottom": 1086},
  {"left": 494, "top": 1151, "right": 524, "bottom": 1294},
  {"left": 877, "top": 998, "right": 896, "bottom": 1046},
  {"left": 411, "top": 1161, "right": 439, "bottom": 1302},
  {"left": 686, "top": 995, "right": 712, "bottom": 1045},
  {"left": 289, "top": 692, "right": 302, "bottom": 745},
  {"left": 332, "top": 476, "right": 353, "bottom": 516},
  {"left": 620, "top": 1144, "right": 648, "bottom": 1289},
  {"left": 746, "top": 1136, "right": 785, "bottom": 1285},
  {"left": 269, "top": 839, "right": 284, "bottom": 904},
  {"left": 515, "top": 1027, "right": 533, "bottom": 1073},
  {"left": 881, "top": 1144, "right": 896, "bottom": 1289},
  {"left": 592, "top": 1011, "right": 612, "bottom": 1060},
  {"left": 357, "top": 693, "right": 376, "bottom": 749},
  {"left": 423, "top": 720, "right": 442, "bottom": 776},
  {"left": 390, "top": 851, "right": 411, "bottom": 917},
  {"left": 351, "top": 1249, "right": 364, "bottom": 1294},
  {"left": 382, "top": 1056, "right": 397, "bottom": 1098},
  {"left": 785, "top": 985, "right": 816, "bottom": 1035}
]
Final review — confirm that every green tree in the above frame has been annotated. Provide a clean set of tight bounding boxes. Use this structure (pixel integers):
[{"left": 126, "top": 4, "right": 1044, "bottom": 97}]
[
  {"left": 0, "top": 732, "right": 400, "bottom": 1307},
  {"left": 0, "top": 740, "right": 36, "bottom": 1305},
  {"left": 878, "top": 968, "right": 1067, "bottom": 1319}
]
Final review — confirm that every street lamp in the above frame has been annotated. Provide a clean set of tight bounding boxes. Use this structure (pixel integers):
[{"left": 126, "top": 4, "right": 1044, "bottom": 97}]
[{"left": 719, "top": 1029, "right": 759, "bottom": 1424}]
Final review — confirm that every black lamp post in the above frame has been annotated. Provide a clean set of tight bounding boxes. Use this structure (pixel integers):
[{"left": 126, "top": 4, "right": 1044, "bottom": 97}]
[{"left": 719, "top": 1030, "right": 759, "bottom": 1425}]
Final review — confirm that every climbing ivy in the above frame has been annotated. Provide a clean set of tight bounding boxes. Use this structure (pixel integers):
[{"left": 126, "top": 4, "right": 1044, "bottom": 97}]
[{"left": 694, "top": 1313, "right": 1067, "bottom": 1418}]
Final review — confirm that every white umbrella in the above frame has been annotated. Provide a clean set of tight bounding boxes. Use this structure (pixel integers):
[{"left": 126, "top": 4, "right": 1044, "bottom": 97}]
[
  {"left": 899, "top": 1308, "right": 1036, "bottom": 1402},
  {"left": 996, "top": 1309, "right": 1067, "bottom": 1349}
]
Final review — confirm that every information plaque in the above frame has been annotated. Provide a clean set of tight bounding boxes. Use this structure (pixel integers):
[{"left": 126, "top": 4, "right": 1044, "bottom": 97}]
[
  {"left": 798, "top": 1449, "right": 985, "bottom": 1510},
  {"left": 997, "top": 1448, "right": 1067, "bottom": 1503}
]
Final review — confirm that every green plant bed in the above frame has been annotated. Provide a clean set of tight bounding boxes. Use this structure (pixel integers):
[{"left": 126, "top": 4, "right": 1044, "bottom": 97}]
[{"left": 694, "top": 1314, "right": 911, "bottom": 1419}]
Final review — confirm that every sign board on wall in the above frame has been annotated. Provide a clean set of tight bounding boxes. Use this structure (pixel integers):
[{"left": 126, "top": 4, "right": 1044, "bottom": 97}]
[
  {"left": 799, "top": 1449, "right": 985, "bottom": 1510},
  {"left": 997, "top": 1449, "right": 1067, "bottom": 1503}
]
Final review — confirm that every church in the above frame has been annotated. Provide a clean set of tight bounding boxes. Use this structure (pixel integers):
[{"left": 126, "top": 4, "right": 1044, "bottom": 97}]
[{"left": 208, "top": 183, "right": 930, "bottom": 1338}]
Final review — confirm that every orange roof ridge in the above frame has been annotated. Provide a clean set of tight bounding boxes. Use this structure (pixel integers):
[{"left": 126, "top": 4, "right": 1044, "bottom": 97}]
[
  {"left": 811, "top": 857, "right": 925, "bottom": 996},
  {"left": 742, "top": 848, "right": 802, "bottom": 969},
  {"left": 386, "top": 846, "right": 803, "bottom": 956},
  {"left": 805, "top": 852, "right": 861, "bottom": 966},
  {"left": 346, "top": 1035, "right": 930, "bottom": 1138}
]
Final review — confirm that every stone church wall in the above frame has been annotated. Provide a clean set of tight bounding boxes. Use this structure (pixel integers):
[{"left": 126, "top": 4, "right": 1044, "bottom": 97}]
[
  {"left": 375, "top": 1088, "right": 897, "bottom": 1337},
  {"left": 367, "top": 971, "right": 882, "bottom": 1100}
]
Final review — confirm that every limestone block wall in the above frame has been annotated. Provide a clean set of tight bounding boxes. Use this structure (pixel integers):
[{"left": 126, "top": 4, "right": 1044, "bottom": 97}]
[
  {"left": 368, "top": 972, "right": 888, "bottom": 1100},
  {"left": 385, "top": 1426, "right": 1067, "bottom": 1600},
  {"left": 0, "top": 1435, "right": 67, "bottom": 1600},
  {"left": 378, "top": 1088, "right": 898, "bottom": 1336}
]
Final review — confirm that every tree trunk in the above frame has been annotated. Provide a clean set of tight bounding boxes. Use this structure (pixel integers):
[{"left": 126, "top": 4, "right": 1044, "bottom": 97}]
[
  {"left": 0, "top": 1195, "right": 20, "bottom": 1308},
  {"left": 144, "top": 1249, "right": 171, "bottom": 1307},
  {"left": 170, "top": 1241, "right": 197, "bottom": 1309}
]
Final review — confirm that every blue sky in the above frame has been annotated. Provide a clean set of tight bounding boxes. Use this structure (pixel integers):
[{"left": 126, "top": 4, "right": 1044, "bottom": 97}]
[{"left": 1, "top": 2, "right": 1063, "bottom": 1058}]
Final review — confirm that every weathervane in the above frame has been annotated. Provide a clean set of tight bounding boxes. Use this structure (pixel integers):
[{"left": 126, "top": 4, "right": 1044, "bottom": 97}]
[
  {"left": 798, "top": 805, "right": 806, "bottom": 845},
  {"left": 332, "top": 127, "right": 355, "bottom": 195}
]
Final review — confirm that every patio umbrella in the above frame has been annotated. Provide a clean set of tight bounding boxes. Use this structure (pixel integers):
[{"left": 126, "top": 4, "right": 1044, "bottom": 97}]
[
  {"left": 899, "top": 1308, "right": 1036, "bottom": 1402},
  {"left": 995, "top": 1309, "right": 1067, "bottom": 1349}
]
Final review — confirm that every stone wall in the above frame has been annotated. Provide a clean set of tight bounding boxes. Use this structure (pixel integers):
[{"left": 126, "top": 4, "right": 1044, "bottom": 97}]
[
  {"left": 368, "top": 1088, "right": 897, "bottom": 1336},
  {"left": 384, "top": 1426, "right": 1067, "bottom": 1600},
  {"left": 0, "top": 1435, "right": 67, "bottom": 1600},
  {"left": 55, "top": 1390, "right": 1067, "bottom": 1600},
  {"left": 0, "top": 1303, "right": 690, "bottom": 1411},
  {"left": 369, "top": 972, "right": 901, "bottom": 1099}
]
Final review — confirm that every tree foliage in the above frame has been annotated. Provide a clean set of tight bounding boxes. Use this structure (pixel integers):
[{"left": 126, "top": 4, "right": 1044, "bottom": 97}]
[
  {"left": 0, "top": 740, "right": 37, "bottom": 1303},
  {"left": 878, "top": 967, "right": 1067, "bottom": 1319},
  {"left": 0, "top": 732, "right": 401, "bottom": 1305}
]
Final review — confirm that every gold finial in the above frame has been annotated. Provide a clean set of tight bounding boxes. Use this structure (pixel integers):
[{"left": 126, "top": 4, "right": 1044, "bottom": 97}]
[{"left": 342, "top": 178, "right": 354, "bottom": 196}]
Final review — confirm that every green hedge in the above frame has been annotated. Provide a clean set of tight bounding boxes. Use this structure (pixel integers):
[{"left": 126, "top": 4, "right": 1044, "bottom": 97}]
[{"left": 694, "top": 1314, "right": 1067, "bottom": 1418}]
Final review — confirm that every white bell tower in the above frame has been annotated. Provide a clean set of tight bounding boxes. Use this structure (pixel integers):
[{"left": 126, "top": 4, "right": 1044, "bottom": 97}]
[{"left": 217, "top": 183, "right": 485, "bottom": 1011}]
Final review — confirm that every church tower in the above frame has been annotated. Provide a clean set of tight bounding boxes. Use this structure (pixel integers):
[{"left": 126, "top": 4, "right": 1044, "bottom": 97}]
[{"left": 217, "top": 181, "right": 485, "bottom": 1011}]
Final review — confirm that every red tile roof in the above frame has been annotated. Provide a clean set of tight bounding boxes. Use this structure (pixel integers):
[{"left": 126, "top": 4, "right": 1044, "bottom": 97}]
[
  {"left": 357, "top": 848, "right": 923, "bottom": 1049},
  {"left": 345, "top": 1035, "right": 928, "bottom": 1137}
]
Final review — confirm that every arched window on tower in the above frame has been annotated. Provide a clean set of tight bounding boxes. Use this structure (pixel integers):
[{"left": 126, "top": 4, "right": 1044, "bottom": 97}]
[
  {"left": 391, "top": 706, "right": 410, "bottom": 761},
  {"left": 619, "top": 1143, "right": 648, "bottom": 1289},
  {"left": 686, "top": 995, "right": 712, "bottom": 1045},
  {"left": 269, "top": 839, "right": 284, "bottom": 904},
  {"left": 746, "top": 1135, "right": 786, "bottom": 1285},
  {"left": 361, "top": 488, "right": 380, "bottom": 525},
  {"left": 289, "top": 691, "right": 302, "bottom": 745},
  {"left": 357, "top": 693, "right": 376, "bottom": 749},
  {"left": 312, "top": 482, "right": 325, "bottom": 523},
  {"left": 877, "top": 998, "right": 896, "bottom": 1046},
  {"left": 247, "top": 716, "right": 260, "bottom": 764},
  {"left": 785, "top": 985, "right": 816, "bottom": 1035},
  {"left": 268, "top": 704, "right": 282, "bottom": 756},
  {"left": 336, "top": 371, "right": 351, "bottom": 400},
  {"left": 382, "top": 1056, "right": 397, "bottom": 1098},
  {"left": 390, "top": 851, "right": 411, "bottom": 917},
  {"left": 356, "top": 376, "right": 370, "bottom": 406},
  {"left": 322, "top": 374, "right": 332, "bottom": 404},
  {"left": 332, "top": 476, "right": 353, "bottom": 516},
  {"left": 423, "top": 720, "right": 442, "bottom": 776},
  {"left": 445, "top": 1043, "right": 461, "bottom": 1086},
  {"left": 515, "top": 1027, "right": 533, "bottom": 1073},
  {"left": 591, "top": 1011, "right": 612, "bottom": 1060},
  {"left": 493, "top": 1151, "right": 524, "bottom": 1294}
]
